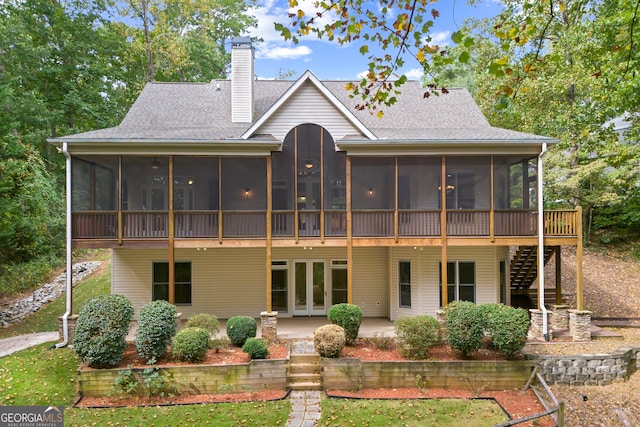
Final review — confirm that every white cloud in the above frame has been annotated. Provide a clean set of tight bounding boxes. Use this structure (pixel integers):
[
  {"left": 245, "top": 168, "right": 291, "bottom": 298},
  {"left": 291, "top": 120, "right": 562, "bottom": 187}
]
[
  {"left": 429, "top": 31, "right": 451, "bottom": 46},
  {"left": 257, "top": 45, "right": 312, "bottom": 60},
  {"left": 403, "top": 68, "right": 424, "bottom": 80}
]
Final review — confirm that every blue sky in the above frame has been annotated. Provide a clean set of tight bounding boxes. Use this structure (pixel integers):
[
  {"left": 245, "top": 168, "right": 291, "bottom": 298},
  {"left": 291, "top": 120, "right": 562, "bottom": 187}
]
[{"left": 245, "top": 0, "right": 503, "bottom": 80}]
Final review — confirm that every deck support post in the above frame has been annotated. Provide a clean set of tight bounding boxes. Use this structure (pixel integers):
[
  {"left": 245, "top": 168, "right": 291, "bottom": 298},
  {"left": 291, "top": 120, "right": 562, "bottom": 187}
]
[{"left": 168, "top": 156, "right": 175, "bottom": 304}]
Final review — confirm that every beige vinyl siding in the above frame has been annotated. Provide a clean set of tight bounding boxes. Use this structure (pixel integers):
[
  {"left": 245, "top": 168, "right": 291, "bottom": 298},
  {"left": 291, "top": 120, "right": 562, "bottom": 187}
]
[
  {"left": 112, "top": 248, "right": 266, "bottom": 319},
  {"left": 389, "top": 246, "right": 509, "bottom": 320},
  {"left": 255, "top": 81, "right": 365, "bottom": 140},
  {"left": 352, "top": 247, "right": 389, "bottom": 317}
]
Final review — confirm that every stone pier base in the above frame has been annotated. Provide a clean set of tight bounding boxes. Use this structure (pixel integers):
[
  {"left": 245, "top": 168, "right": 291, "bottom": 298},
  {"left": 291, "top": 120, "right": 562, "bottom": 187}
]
[
  {"left": 551, "top": 304, "right": 569, "bottom": 330},
  {"left": 260, "top": 311, "right": 278, "bottom": 342},
  {"left": 529, "top": 309, "right": 552, "bottom": 341},
  {"left": 435, "top": 310, "right": 447, "bottom": 343},
  {"left": 58, "top": 314, "right": 78, "bottom": 344},
  {"left": 569, "top": 309, "right": 592, "bottom": 342}
]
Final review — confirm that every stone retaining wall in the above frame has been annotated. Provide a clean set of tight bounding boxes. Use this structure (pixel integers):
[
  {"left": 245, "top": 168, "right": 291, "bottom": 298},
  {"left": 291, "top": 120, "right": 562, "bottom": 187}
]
[{"left": 526, "top": 346, "right": 640, "bottom": 386}]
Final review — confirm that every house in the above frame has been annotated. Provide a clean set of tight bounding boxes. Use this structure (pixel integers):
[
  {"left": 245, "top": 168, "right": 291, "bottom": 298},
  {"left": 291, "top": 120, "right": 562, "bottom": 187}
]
[{"left": 50, "top": 39, "right": 584, "bottom": 334}]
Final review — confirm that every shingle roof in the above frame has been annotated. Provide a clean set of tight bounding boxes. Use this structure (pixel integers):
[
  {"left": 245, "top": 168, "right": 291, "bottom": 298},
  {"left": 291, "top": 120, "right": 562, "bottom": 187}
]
[{"left": 52, "top": 73, "right": 554, "bottom": 144}]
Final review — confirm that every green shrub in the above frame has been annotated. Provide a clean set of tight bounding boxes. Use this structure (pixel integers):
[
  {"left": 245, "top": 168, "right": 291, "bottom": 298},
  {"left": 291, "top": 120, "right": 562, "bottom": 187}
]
[
  {"left": 73, "top": 294, "right": 133, "bottom": 368},
  {"left": 135, "top": 300, "right": 178, "bottom": 361},
  {"left": 476, "top": 303, "right": 502, "bottom": 331},
  {"left": 328, "top": 303, "right": 362, "bottom": 345},
  {"left": 313, "top": 324, "right": 346, "bottom": 358},
  {"left": 185, "top": 313, "right": 220, "bottom": 337},
  {"left": 369, "top": 333, "right": 394, "bottom": 350},
  {"left": 210, "top": 336, "right": 231, "bottom": 352},
  {"left": 444, "top": 301, "right": 484, "bottom": 357},
  {"left": 242, "top": 338, "right": 269, "bottom": 359},
  {"left": 172, "top": 327, "right": 210, "bottom": 363},
  {"left": 394, "top": 315, "right": 440, "bottom": 360},
  {"left": 225, "top": 316, "right": 257, "bottom": 346},
  {"left": 484, "top": 305, "right": 530, "bottom": 359}
]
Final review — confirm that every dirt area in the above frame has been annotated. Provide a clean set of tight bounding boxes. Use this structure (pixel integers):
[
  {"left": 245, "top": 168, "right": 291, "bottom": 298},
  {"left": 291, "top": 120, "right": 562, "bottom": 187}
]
[{"left": 542, "top": 247, "right": 640, "bottom": 426}]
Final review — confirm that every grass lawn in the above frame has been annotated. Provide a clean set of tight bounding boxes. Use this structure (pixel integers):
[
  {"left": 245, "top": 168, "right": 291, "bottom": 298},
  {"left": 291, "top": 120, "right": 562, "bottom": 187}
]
[
  {"left": 321, "top": 396, "right": 509, "bottom": 426},
  {"left": 0, "top": 343, "right": 290, "bottom": 426}
]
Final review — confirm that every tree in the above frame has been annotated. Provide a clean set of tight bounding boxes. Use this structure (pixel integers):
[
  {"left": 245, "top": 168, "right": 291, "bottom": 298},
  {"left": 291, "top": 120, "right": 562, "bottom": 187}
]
[
  {"left": 0, "top": 85, "right": 64, "bottom": 264},
  {"left": 0, "top": 0, "right": 133, "bottom": 164},
  {"left": 120, "top": 0, "right": 258, "bottom": 82},
  {"left": 431, "top": 1, "right": 640, "bottom": 241},
  {"left": 275, "top": 0, "right": 475, "bottom": 116}
]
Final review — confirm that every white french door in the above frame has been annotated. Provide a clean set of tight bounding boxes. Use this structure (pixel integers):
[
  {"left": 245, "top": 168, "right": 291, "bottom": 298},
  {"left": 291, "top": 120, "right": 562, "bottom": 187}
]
[{"left": 293, "top": 261, "right": 326, "bottom": 316}]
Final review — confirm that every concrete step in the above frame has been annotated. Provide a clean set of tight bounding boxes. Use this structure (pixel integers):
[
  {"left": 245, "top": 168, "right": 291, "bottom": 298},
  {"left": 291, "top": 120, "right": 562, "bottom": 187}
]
[
  {"left": 289, "top": 381, "right": 322, "bottom": 391},
  {"left": 290, "top": 362, "right": 321, "bottom": 375}
]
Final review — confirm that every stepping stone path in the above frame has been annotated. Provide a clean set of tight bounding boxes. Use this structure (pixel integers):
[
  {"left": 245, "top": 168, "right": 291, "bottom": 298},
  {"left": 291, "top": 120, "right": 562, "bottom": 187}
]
[{"left": 286, "top": 340, "right": 321, "bottom": 427}]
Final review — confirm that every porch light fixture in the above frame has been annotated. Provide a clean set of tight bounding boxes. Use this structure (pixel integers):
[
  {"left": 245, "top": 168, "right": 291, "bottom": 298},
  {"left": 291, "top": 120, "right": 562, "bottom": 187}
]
[
  {"left": 367, "top": 187, "right": 374, "bottom": 197},
  {"left": 244, "top": 188, "right": 251, "bottom": 198},
  {"left": 151, "top": 157, "right": 161, "bottom": 170},
  {"left": 304, "top": 159, "right": 314, "bottom": 169},
  {"left": 188, "top": 178, "right": 194, "bottom": 185}
]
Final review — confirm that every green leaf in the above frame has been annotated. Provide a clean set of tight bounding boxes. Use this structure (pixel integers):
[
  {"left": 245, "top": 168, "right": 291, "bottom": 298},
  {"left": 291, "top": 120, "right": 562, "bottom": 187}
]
[
  {"left": 451, "top": 30, "right": 464, "bottom": 44},
  {"left": 458, "top": 51, "right": 470, "bottom": 63}
]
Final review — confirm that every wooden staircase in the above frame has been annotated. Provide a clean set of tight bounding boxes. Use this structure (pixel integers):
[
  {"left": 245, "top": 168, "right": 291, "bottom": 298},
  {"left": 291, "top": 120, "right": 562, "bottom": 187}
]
[
  {"left": 510, "top": 245, "right": 558, "bottom": 291},
  {"left": 288, "top": 353, "right": 321, "bottom": 391}
]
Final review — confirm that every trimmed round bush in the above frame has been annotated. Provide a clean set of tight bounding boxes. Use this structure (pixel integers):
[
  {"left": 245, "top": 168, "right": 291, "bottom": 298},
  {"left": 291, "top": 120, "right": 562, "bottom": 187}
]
[
  {"left": 135, "top": 300, "right": 178, "bottom": 361},
  {"left": 73, "top": 294, "right": 134, "bottom": 368},
  {"left": 328, "top": 303, "right": 362, "bottom": 345},
  {"left": 484, "top": 304, "right": 530, "bottom": 359},
  {"left": 172, "top": 327, "right": 210, "bottom": 363},
  {"left": 185, "top": 313, "right": 220, "bottom": 337},
  {"left": 225, "top": 316, "right": 257, "bottom": 346},
  {"left": 313, "top": 324, "right": 346, "bottom": 358},
  {"left": 394, "top": 315, "right": 440, "bottom": 360},
  {"left": 444, "top": 301, "right": 484, "bottom": 357},
  {"left": 242, "top": 338, "right": 269, "bottom": 359}
]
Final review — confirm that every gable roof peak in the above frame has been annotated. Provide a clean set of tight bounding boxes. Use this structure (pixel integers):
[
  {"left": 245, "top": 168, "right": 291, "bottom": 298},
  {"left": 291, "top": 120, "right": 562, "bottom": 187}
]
[{"left": 241, "top": 70, "right": 376, "bottom": 140}]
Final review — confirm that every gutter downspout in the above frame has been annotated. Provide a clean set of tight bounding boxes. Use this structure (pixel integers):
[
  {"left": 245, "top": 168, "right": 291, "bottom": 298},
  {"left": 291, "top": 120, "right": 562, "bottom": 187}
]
[
  {"left": 538, "top": 142, "right": 549, "bottom": 341},
  {"left": 56, "top": 142, "right": 72, "bottom": 348}
]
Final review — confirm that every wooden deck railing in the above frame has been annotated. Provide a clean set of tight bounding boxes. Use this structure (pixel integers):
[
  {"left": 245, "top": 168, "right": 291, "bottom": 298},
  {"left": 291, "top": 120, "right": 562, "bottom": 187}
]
[
  {"left": 175, "top": 211, "right": 218, "bottom": 238},
  {"left": 446, "top": 210, "right": 490, "bottom": 236},
  {"left": 352, "top": 211, "right": 394, "bottom": 237},
  {"left": 72, "top": 212, "right": 118, "bottom": 238},
  {"left": 399, "top": 211, "right": 441, "bottom": 236},
  {"left": 72, "top": 209, "right": 578, "bottom": 240}
]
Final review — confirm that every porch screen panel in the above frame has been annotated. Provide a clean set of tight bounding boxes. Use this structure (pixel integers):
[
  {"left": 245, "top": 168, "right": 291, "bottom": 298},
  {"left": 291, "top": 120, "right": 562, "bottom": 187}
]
[
  {"left": 221, "top": 157, "right": 266, "bottom": 237},
  {"left": 323, "top": 131, "right": 346, "bottom": 236},
  {"left": 444, "top": 157, "right": 490, "bottom": 210},
  {"left": 272, "top": 130, "right": 295, "bottom": 236},
  {"left": 351, "top": 157, "right": 395, "bottom": 210},
  {"left": 397, "top": 157, "right": 441, "bottom": 236},
  {"left": 493, "top": 156, "right": 537, "bottom": 236},
  {"left": 296, "top": 125, "right": 322, "bottom": 236},
  {"left": 71, "top": 156, "right": 118, "bottom": 238},
  {"left": 72, "top": 156, "right": 118, "bottom": 211},
  {"left": 174, "top": 157, "right": 219, "bottom": 237},
  {"left": 351, "top": 157, "right": 394, "bottom": 236},
  {"left": 122, "top": 157, "right": 169, "bottom": 238}
]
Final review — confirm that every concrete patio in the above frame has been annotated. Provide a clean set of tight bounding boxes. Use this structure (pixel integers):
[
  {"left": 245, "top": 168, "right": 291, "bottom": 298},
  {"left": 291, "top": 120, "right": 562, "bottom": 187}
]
[{"left": 126, "top": 317, "right": 396, "bottom": 341}]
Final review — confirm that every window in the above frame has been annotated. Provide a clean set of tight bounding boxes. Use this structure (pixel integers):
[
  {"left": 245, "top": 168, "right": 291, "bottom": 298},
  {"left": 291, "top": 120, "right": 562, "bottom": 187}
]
[
  {"left": 153, "top": 262, "right": 192, "bottom": 304},
  {"left": 331, "top": 260, "right": 348, "bottom": 305},
  {"left": 271, "top": 261, "right": 288, "bottom": 313},
  {"left": 399, "top": 261, "right": 411, "bottom": 308},
  {"left": 439, "top": 261, "right": 476, "bottom": 306}
]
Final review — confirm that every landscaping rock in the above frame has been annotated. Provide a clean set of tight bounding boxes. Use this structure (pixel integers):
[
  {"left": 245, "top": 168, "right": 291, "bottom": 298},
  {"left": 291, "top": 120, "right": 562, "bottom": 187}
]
[{"left": 0, "top": 261, "right": 102, "bottom": 326}]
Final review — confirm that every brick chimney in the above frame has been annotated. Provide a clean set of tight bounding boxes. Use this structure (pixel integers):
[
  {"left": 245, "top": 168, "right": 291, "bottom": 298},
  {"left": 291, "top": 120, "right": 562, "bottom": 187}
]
[{"left": 230, "top": 37, "right": 254, "bottom": 123}]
